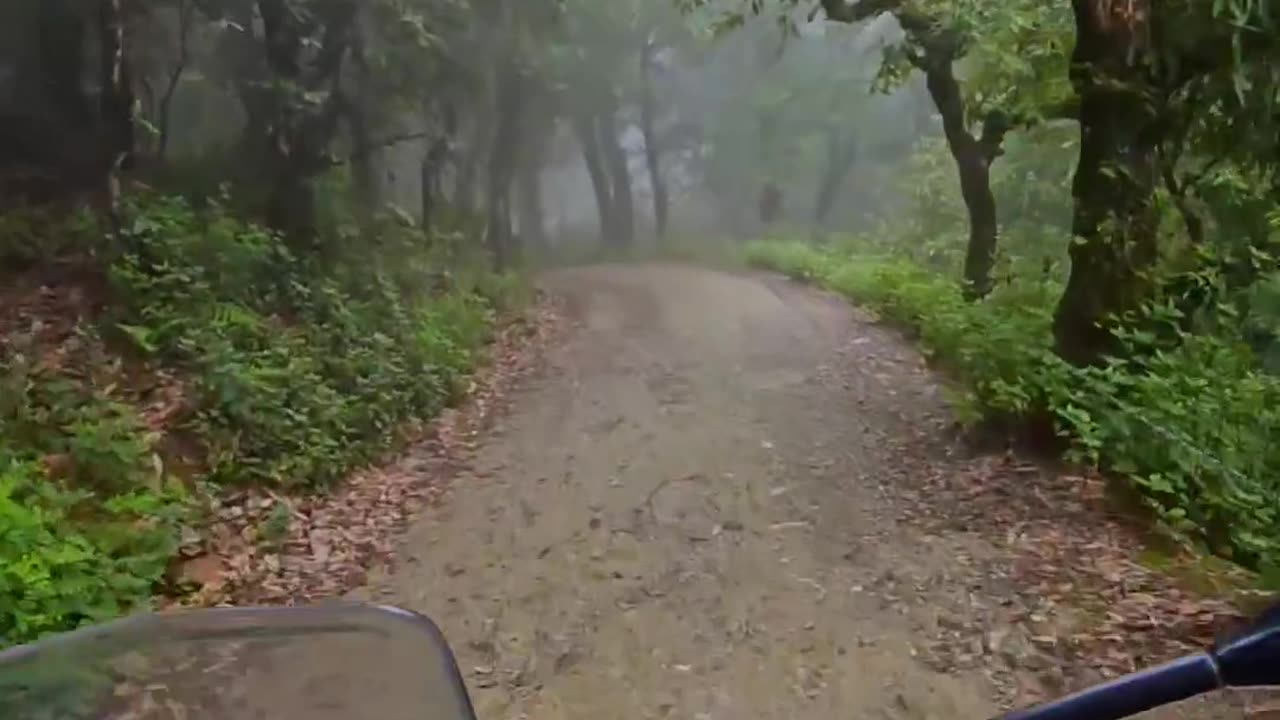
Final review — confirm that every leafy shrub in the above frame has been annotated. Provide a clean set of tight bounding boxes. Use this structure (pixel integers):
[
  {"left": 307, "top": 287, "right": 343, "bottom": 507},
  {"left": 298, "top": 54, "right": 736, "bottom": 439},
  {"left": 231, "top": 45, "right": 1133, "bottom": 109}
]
[
  {"left": 0, "top": 193, "right": 524, "bottom": 644},
  {"left": 105, "top": 195, "right": 510, "bottom": 489},
  {"left": 0, "top": 356, "right": 187, "bottom": 647},
  {"left": 0, "top": 458, "right": 182, "bottom": 645},
  {"left": 747, "top": 239, "right": 1280, "bottom": 572}
]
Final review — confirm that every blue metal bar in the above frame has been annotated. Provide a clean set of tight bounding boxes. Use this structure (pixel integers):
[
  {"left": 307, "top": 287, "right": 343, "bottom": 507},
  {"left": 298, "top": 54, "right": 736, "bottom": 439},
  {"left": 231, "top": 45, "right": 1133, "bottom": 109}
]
[{"left": 997, "top": 654, "right": 1221, "bottom": 720}]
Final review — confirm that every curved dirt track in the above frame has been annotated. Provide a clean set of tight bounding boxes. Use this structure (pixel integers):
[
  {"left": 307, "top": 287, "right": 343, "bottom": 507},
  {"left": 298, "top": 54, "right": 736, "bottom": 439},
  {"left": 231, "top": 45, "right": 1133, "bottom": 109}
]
[{"left": 370, "top": 263, "right": 1015, "bottom": 720}]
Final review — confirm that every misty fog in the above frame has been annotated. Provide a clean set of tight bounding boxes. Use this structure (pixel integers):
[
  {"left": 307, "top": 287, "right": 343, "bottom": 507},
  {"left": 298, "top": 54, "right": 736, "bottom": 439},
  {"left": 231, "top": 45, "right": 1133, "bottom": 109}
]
[{"left": 0, "top": 0, "right": 938, "bottom": 258}]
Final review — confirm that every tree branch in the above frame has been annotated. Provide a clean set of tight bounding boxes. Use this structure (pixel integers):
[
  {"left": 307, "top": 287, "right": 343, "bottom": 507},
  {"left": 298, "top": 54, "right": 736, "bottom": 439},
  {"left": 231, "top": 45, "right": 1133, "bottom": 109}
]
[{"left": 978, "top": 111, "right": 1012, "bottom": 161}]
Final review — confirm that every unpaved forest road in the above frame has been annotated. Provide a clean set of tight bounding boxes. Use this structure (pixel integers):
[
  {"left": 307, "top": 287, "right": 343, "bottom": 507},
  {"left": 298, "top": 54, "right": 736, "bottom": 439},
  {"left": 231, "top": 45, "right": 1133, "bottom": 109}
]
[{"left": 366, "top": 263, "right": 1026, "bottom": 720}]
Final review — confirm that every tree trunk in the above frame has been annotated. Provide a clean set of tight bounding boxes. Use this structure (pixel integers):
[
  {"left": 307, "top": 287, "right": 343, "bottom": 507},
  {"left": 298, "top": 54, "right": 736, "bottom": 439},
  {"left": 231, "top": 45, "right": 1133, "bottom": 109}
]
[
  {"left": 257, "top": 0, "right": 355, "bottom": 247},
  {"left": 640, "top": 37, "right": 669, "bottom": 241},
  {"left": 421, "top": 137, "right": 448, "bottom": 232},
  {"left": 1053, "top": 0, "right": 1161, "bottom": 365},
  {"left": 156, "top": 0, "right": 193, "bottom": 161},
  {"left": 813, "top": 130, "right": 858, "bottom": 231},
  {"left": 347, "top": 18, "right": 379, "bottom": 228},
  {"left": 485, "top": 57, "right": 524, "bottom": 270},
  {"left": 599, "top": 99, "right": 634, "bottom": 249},
  {"left": 420, "top": 100, "right": 457, "bottom": 232},
  {"left": 97, "top": 0, "right": 135, "bottom": 230},
  {"left": 211, "top": 0, "right": 271, "bottom": 166},
  {"left": 421, "top": 153, "right": 435, "bottom": 231},
  {"left": 513, "top": 78, "right": 554, "bottom": 254},
  {"left": 517, "top": 159, "right": 547, "bottom": 253},
  {"left": 573, "top": 109, "right": 615, "bottom": 244},
  {"left": 820, "top": 4, "right": 1009, "bottom": 299},
  {"left": 348, "top": 101, "right": 377, "bottom": 225},
  {"left": 259, "top": 0, "right": 314, "bottom": 245},
  {"left": 921, "top": 49, "right": 1004, "bottom": 300},
  {"left": 455, "top": 106, "right": 491, "bottom": 216}
]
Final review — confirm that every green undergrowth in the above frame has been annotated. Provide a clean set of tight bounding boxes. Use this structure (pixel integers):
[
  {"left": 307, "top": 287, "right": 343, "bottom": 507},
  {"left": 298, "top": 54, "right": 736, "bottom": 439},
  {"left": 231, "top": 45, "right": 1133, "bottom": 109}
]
[
  {"left": 746, "top": 239, "right": 1280, "bottom": 577},
  {"left": 0, "top": 195, "right": 526, "bottom": 645}
]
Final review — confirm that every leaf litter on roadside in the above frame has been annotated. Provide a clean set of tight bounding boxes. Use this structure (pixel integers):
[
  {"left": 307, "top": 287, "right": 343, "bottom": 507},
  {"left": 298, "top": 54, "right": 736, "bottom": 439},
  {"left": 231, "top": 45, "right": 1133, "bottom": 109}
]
[
  {"left": 167, "top": 296, "right": 564, "bottom": 609},
  {"left": 896, "top": 451, "right": 1263, "bottom": 710}
]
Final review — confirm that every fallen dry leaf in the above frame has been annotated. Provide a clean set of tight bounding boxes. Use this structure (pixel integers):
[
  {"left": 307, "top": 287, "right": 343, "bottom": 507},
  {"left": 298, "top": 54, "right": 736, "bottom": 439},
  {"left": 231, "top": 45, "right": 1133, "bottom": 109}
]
[{"left": 176, "top": 555, "right": 224, "bottom": 589}]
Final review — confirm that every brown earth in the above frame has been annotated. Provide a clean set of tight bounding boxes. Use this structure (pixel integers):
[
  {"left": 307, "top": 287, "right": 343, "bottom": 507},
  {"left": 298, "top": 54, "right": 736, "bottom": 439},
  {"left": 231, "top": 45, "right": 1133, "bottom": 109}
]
[{"left": 354, "top": 264, "right": 1252, "bottom": 720}]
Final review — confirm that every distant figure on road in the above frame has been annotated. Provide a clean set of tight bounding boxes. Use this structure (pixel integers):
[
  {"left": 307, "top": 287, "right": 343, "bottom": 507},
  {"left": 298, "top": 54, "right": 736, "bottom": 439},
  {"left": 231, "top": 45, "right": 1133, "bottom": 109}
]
[{"left": 759, "top": 181, "right": 783, "bottom": 226}]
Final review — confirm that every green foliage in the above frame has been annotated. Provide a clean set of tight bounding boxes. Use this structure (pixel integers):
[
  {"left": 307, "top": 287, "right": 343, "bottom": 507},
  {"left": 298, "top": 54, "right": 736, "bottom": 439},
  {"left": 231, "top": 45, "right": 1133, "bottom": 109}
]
[
  {"left": 0, "top": 459, "right": 146, "bottom": 645},
  {"left": 868, "top": 127, "right": 1075, "bottom": 278},
  {"left": 0, "top": 193, "right": 521, "bottom": 645},
  {"left": 746, "top": 239, "right": 1280, "bottom": 571},
  {"left": 107, "top": 194, "right": 505, "bottom": 489},
  {"left": 0, "top": 358, "right": 186, "bottom": 646}
]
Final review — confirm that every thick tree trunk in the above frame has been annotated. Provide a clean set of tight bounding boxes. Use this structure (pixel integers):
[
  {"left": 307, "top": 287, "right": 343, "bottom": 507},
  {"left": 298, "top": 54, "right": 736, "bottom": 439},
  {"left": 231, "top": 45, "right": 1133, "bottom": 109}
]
[
  {"left": 956, "top": 150, "right": 999, "bottom": 299},
  {"left": 573, "top": 110, "right": 615, "bottom": 244},
  {"left": 259, "top": 0, "right": 307, "bottom": 241},
  {"left": 599, "top": 99, "right": 635, "bottom": 249},
  {"left": 1053, "top": 0, "right": 1161, "bottom": 365},
  {"left": 813, "top": 130, "right": 858, "bottom": 231},
  {"left": 640, "top": 38, "right": 669, "bottom": 241},
  {"left": 921, "top": 51, "right": 1004, "bottom": 300},
  {"left": 257, "top": 0, "right": 355, "bottom": 247}
]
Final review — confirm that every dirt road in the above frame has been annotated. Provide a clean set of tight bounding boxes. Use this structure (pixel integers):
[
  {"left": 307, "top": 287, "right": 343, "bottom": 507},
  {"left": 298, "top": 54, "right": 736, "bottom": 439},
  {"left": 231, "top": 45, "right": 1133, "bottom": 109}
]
[{"left": 368, "top": 263, "right": 1032, "bottom": 720}]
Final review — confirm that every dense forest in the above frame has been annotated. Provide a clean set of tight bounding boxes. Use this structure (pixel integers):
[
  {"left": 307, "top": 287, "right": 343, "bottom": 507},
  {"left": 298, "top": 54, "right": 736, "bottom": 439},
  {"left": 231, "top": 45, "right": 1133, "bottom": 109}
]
[{"left": 2, "top": 0, "right": 1279, "bottom": 647}]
